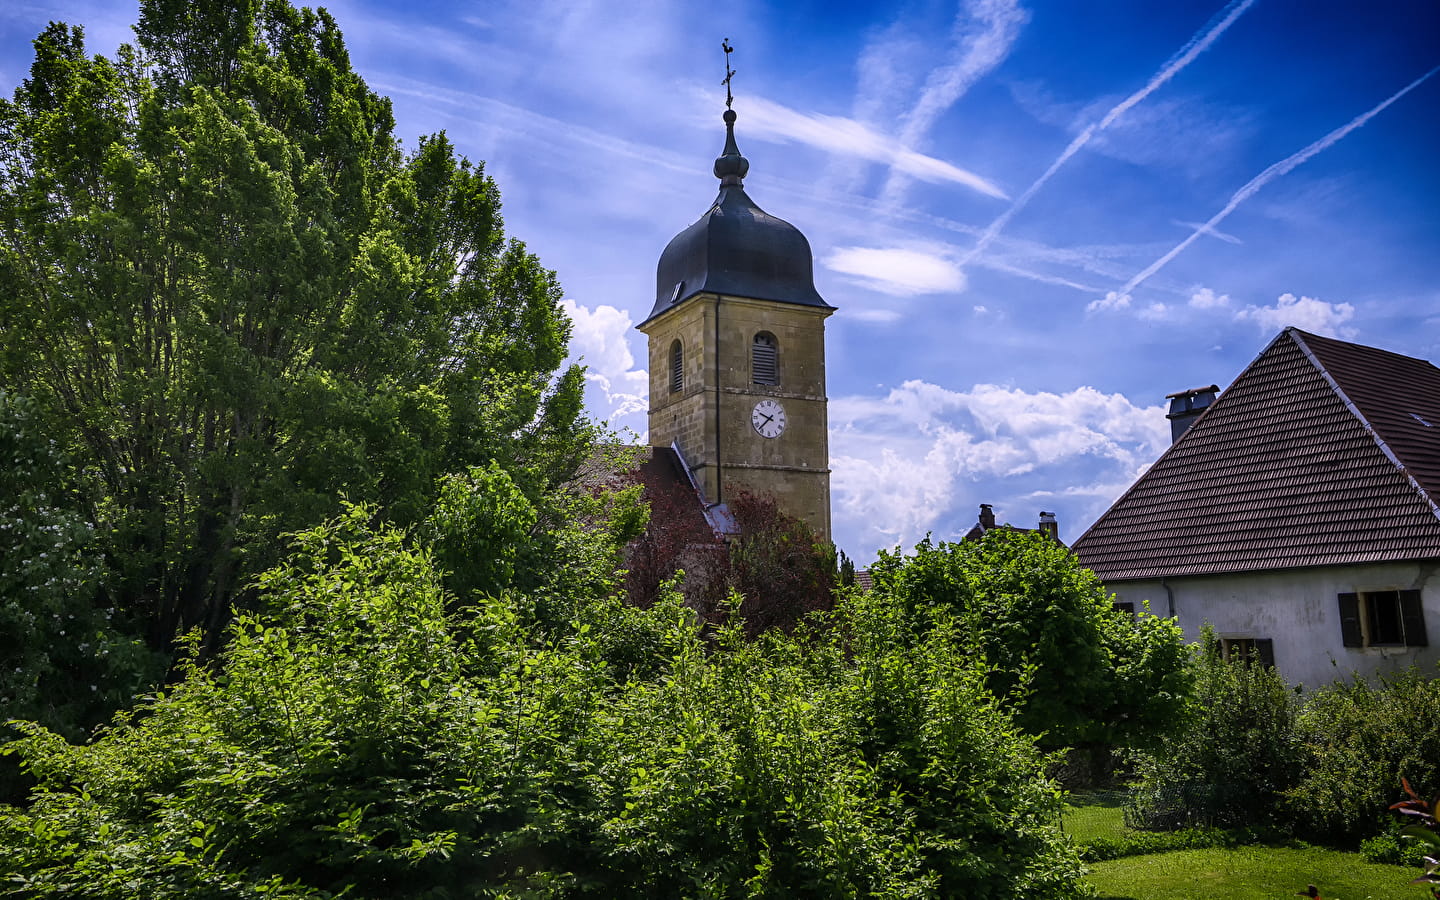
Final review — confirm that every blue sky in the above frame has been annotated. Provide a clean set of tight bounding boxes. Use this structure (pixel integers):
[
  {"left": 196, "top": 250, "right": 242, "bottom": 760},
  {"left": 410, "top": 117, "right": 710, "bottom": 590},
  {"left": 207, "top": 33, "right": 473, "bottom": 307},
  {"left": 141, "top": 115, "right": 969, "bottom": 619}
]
[{"left": 4, "top": 0, "right": 1438, "bottom": 562}]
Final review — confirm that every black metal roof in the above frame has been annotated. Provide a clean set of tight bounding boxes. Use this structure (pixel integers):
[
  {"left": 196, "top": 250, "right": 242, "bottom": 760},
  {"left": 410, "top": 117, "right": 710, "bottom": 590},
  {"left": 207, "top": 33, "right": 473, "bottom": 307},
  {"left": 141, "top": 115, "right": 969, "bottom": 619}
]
[{"left": 643, "top": 110, "right": 829, "bottom": 325}]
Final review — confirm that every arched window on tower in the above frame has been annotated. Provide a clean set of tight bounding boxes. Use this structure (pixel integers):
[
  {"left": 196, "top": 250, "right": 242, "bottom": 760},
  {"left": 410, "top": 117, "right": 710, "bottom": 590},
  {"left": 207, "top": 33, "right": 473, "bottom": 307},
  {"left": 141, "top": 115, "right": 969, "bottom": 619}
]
[
  {"left": 669, "top": 339, "right": 684, "bottom": 393},
  {"left": 752, "top": 332, "right": 778, "bottom": 385}
]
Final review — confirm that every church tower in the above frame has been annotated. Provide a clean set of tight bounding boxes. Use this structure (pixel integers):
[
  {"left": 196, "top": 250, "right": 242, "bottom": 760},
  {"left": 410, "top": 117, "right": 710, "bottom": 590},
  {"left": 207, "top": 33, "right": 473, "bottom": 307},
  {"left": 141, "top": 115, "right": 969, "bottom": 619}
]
[{"left": 637, "top": 100, "right": 834, "bottom": 541}]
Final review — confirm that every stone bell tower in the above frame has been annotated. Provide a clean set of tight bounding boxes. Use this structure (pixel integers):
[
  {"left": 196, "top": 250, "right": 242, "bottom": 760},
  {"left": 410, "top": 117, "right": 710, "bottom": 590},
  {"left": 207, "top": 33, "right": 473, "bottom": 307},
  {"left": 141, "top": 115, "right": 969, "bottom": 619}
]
[{"left": 636, "top": 98, "right": 834, "bottom": 541}]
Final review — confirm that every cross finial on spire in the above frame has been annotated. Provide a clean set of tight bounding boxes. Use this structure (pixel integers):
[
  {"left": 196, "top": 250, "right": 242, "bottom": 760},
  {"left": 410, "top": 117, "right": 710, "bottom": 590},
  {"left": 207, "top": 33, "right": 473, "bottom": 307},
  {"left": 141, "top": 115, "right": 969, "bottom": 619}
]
[
  {"left": 714, "top": 39, "right": 748, "bottom": 184},
  {"left": 722, "top": 39, "right": 735, "bottom": 109}
]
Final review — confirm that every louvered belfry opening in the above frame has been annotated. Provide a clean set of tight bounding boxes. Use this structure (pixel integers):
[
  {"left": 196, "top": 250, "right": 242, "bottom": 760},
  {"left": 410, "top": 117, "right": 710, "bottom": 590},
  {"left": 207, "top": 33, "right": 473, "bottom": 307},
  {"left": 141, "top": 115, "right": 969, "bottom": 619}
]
[
  {"left": 669, "top": 339, "right": 683, "bottom": 392},
  {"left": 752, "top": 332, "right": 778, "bottom": 385}
]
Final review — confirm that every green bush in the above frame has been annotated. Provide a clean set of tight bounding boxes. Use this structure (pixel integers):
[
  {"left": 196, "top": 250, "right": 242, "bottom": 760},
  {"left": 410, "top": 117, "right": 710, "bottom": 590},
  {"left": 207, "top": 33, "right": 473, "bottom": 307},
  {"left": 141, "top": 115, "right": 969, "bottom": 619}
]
[
  {"left": 1286, "top": 668, "right": 1440, "bottom": 845},
  {"left": 1127, "top": 629, "right": 1305, "bottom": 831},
  {"left": 1360, "top": 829, "right": 1432, "bottom": 867},
  {"left": 0, "top": 507, "right": 1089, "bottom": 898},
  {"left": 868, "top": 531, "right": 1190, "bottom": 753}
]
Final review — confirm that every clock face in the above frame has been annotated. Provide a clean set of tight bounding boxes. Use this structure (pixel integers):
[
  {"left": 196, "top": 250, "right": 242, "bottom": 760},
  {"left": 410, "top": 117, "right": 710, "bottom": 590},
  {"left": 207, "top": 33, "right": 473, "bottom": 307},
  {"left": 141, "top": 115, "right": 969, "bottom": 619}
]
[{"left": 751, "top": 399, "right": 786, "bottom": 438}]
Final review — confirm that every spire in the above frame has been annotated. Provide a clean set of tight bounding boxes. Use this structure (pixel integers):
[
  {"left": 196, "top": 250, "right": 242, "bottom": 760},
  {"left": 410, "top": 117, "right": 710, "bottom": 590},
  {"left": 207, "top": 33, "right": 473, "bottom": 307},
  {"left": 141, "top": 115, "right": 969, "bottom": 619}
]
[{"left": 713, "top": 39, "right": 748, "bottom": 185}]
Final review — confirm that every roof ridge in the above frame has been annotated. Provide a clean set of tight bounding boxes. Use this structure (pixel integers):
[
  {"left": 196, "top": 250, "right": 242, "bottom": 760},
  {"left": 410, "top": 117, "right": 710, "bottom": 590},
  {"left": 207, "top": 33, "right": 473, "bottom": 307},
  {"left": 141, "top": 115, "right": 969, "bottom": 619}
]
[
  {"left": 1290, "top": 326, "right": 1433, "bottom": 367},
  {"left": 1290, "top": 329, "right": 1440, "bottom": 524}
]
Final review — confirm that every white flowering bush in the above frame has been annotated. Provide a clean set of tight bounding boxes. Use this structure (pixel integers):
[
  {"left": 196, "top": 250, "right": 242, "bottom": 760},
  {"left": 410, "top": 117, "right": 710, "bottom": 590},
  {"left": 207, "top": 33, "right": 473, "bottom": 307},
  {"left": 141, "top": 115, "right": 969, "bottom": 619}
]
[{"left": 0, "top": 392, "right": 160, "bottom": 778}]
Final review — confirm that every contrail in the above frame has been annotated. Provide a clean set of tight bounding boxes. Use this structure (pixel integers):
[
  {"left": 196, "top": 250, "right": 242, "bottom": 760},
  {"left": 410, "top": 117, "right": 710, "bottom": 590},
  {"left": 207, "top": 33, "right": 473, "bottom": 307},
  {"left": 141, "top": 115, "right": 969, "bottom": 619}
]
[
  {"left": 960, "top": 0, "right": 1256, "bottom": 266},
  {"left": 877, "top": 0, "right": 1029, "bottom": 209},
  {"left": 1117, "top": 62, "right": 1440, "bottom": 297}
]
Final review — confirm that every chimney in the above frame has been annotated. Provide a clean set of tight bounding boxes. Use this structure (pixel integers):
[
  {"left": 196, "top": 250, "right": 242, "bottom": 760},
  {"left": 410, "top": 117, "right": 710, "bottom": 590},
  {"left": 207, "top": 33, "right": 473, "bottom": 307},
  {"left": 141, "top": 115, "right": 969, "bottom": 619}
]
[
  {"left": 1165, "top": 384, "right": 1219, "bottom": 443},
  {"left": 978, "top": 503, "right": 996, "bottom": 530},
  {"left": 1038, "top": 511, "right": 1058, "bottom": 541}
]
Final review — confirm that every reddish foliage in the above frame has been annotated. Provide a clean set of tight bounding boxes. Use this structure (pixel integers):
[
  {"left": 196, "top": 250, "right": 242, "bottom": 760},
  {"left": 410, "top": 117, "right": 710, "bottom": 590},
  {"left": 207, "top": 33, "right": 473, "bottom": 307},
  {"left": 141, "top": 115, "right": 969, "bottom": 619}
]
[
  {"left": 725, "top": 491, "right": 835, "bottom": 638},
  {"left": 623, "top": 483, "right": 835, "bottom": 638},
  {"left": 623, "top": 475, "right": 728, "bottom": 614}
]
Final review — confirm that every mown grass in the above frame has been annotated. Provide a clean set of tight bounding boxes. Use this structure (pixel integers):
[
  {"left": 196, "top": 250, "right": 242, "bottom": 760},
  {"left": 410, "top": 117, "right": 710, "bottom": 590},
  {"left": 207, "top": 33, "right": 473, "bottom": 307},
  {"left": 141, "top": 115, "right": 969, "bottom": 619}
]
[
  {"left": 1062, "top": 790, "right": 1132, "bottom": 844},
  {"left": 1085, "top": 845, "right": 1422, "bottom": 900}
]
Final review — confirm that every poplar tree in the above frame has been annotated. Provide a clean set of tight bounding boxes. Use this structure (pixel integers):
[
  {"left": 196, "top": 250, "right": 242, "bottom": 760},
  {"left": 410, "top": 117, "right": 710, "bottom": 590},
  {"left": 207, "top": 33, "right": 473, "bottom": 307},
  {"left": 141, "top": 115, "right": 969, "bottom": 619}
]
[{"left": 0, "top": 0, "right": 590, "bottom": 651}]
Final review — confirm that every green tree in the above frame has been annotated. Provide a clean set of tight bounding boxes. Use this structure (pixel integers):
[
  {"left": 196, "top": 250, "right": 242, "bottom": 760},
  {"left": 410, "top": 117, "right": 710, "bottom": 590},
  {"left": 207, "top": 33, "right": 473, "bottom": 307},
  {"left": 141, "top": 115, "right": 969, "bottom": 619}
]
[
  {"left": 0, "top": 391, "right": 161, "bottom": 756},
  {"left": 0, "top": 0, "right": 590, "bottom": 653},
  {"left": 868, "top": 530, "right": 1191, "bottom": 752}
]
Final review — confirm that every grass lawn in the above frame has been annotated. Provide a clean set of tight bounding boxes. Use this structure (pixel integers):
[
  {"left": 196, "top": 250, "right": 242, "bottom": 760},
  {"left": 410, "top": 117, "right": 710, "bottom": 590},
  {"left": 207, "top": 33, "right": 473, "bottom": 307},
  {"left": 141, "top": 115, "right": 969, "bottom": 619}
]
[
  {"left": 1063, "top": 790, "right": 1131, "bottom": 844},
  {"left": 1085, "top": 845, "right": 1423, "bottom": 900}
]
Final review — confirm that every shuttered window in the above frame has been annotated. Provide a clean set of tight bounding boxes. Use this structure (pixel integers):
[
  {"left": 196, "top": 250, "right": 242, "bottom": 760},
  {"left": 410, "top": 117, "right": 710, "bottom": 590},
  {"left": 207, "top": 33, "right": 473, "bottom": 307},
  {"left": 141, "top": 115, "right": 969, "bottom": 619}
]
[
  {"left": 1339, "top": 593, "right": 1362, "bottom": 647},
  {"left": 1339, "top": 590, "right": 1427, "bottom": 647},
  {"left": 752, "top": 333, "right": 778, "bottom": 385},
  {"left": 669, "top": 340, "right": 683, "bottom": 393},
  {"left": 1401, "top": 590, "right": 1429, "bottom": 646}
]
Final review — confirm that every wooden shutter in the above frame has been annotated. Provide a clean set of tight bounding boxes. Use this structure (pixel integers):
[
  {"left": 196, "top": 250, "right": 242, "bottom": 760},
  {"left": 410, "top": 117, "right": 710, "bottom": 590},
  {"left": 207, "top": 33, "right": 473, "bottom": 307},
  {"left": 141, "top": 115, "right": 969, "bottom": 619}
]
[
  {"left": 669, "top": 341, "right": 683, "bottom": 393},
  {"left": 1401, "top": 589, "right": 1428, "bottom": 647},
  {"left": 1256, "top": 639, "right": 1275, "bottom": 668},
  {"left": 752, "top": 334, "right": 777, "bottom": 385},
  {"left": 1338, "top": 593, "right": 1362, "bottom": 647}
]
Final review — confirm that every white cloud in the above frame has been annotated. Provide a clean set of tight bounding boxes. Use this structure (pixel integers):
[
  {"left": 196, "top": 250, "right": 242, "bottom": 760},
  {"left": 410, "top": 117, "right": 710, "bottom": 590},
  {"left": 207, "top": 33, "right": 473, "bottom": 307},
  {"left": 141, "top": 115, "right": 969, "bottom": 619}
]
[
  {"left": 1235, "top": 293, "right": 1357, "bottom": 338},
  {"left": 830, "top": 380, "right": 1169, "bottom": 553},
  {"left": 1087, "top": 291, "right": 1131, "bottom": 313},
  {"left": 739, "top": 95, "right": 1007, "bottom": 199},
  {"left": 1189, "top": 287, "right": 1231, "bottom": 309},
  {"left": 823, "top": 246, "right": 966, "bottom": 296},
  {"left": 849, "top": 308, "right": 905, "bottom": 324},
  {"left": 560, "top": 299, "right": 649, "bottom": 421}
]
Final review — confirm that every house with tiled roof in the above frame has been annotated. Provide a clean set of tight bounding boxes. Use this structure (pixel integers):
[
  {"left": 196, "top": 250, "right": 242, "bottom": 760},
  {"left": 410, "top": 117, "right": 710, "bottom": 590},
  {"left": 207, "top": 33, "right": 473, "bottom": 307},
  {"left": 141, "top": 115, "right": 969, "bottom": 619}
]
[{"left": 1072, "top": 327, "right": 1440, "bottom": 688}]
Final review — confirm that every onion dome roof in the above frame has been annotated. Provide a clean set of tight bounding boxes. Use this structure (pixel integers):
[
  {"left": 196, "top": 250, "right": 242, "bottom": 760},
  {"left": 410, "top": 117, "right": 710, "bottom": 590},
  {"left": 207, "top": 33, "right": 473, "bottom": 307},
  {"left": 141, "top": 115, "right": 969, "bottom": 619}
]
[{"left": 645, "top": 109, "right": 830, "bottom": 324}]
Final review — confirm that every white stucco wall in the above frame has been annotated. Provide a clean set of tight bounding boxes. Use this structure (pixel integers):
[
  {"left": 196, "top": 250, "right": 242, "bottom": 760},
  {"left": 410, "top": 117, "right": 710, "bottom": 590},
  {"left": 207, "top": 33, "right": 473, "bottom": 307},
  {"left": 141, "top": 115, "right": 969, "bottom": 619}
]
[{"left": 1107, "top": 561, "right": 1440, "bottom": 690}]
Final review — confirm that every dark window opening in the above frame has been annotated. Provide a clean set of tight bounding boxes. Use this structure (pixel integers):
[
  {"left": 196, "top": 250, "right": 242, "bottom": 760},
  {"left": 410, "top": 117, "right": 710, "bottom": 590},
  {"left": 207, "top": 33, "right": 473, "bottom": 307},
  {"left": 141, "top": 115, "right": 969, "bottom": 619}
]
[
  {"left": 1368, "top": 590, "right": 1405, "bottom": 645},
  {"left": 1112, "top": 601, "right": 1135, "bottom": 617},
  {"left": 669, "top": 340, "right": 683, "bottom": 393},
  {"left": 752, "top": 333, "right": 778, "bottom": 386},
  {"left": 1220, "top": 637, "right": 1275, "bottom": 668},
  {"left": 1339, "top": 590, "right": 1427, "bottom": 648}
]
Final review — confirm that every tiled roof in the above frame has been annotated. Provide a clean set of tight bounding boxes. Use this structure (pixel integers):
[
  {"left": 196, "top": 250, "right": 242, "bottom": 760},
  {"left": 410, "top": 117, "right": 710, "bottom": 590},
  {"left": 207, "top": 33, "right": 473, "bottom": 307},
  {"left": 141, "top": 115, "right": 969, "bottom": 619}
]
[
  {"left": 1072, "top": 328, "right": 1440, "bottom": 581},
  {"left": 568, "top": 443, "right": 722, "bottom": 537},
  {"left": 569, "top": 444, "right": 653, "bottom": 493}
]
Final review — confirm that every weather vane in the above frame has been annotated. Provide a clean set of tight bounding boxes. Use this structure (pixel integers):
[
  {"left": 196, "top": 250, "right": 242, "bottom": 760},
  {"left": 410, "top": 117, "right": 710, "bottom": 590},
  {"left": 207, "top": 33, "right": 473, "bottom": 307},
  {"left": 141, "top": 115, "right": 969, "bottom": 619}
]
[{"left": 722, "top": 39, "right": 735, "bottom": 109}]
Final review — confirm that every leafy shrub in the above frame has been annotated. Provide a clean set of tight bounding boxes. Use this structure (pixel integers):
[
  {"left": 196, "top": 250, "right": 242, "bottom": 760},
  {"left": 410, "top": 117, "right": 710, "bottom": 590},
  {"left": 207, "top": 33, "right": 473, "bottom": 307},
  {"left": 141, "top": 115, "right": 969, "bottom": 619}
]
[
  {"left": 868, "top": 530, "right": 1191, "bottom": 752},
  {"left": 0, "top": 506, "right": 1089, "bottom": 898},
  {"left": 1287, "top": 669, "right": 1440, "bottom": 845},
  {"left": 1359, "top": 829, "right": 1432, "bottom": 867},
  {"left": 1127, "top": 628, "right": 1305, "bottom": 830},
  {"left": 624, "top": 485, "right": 835, "bottom": 638}
]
